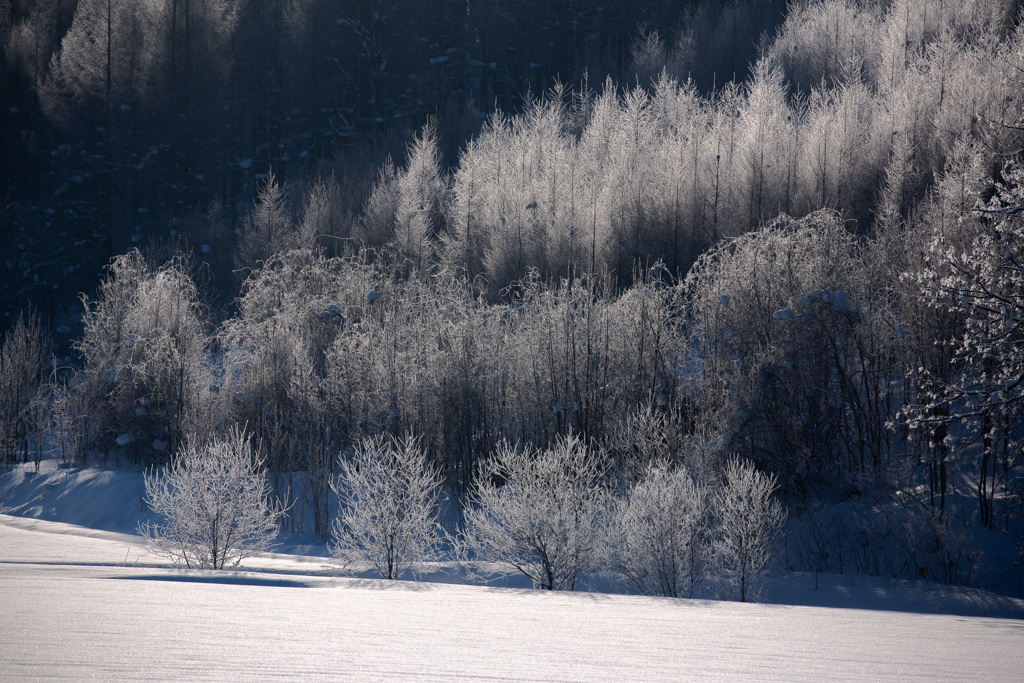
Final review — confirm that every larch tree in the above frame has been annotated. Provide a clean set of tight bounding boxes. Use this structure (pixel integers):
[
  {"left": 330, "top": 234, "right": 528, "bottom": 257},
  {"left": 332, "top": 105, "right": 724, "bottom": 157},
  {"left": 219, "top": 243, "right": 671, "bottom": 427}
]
[
  {"left": 40, "top": 0, "right": 164, "bottom": 253},
  {"left": 393, "top": 124, "right": 445, "bottom": 271},
  {"left": 234, "top": 170, "right": 297, "bottom": 281}
]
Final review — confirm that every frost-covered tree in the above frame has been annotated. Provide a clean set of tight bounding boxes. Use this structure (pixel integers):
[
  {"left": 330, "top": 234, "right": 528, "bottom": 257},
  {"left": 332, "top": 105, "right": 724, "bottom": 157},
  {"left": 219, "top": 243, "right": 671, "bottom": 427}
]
[
  {"left": 628, "top": 27, "right": 667, "bottom": 89},
  {"left": 4, "top": 1, "right": 68, "bottom": 89},
  {"left": 357, "top": 124, "right": 445, "bottom": 268},
  {"left": 0, "top": 310, "right": 49, "bottom": 466},
  {"left": 140, "top": 428, "right": 283, "bottom": 569},
  {"left": 39, "top": 0, "right": 162, "bottom": 126},
  {"left": 608, "top": 462, "right": 709, "bottom": 598},
  {"left": 75, "top": 250, "right": 213, "bottom": 462},
  {"left": 767, "top": 0, "right": 882, "bottom": 92},
  {"left": 736, "top": 61, "right": 791, "bottom": 227},
  {"left": 475, "top": 104, "right": 554, "bottom": 287},
  {"left": 358, "top": 157, "right": 400, "bottom": 251},
  {"left": 461, "top": 434, "right": 607, "bottom": 590},
  {"left": 682, "top": 210, "right": 897, "bottom": 495},
  {"left": 393, "top": 124, "right": 445, "bottom": 271},
  {"left": 297, "top": 175, "right": 352, "bottom": 252},
  {"left": 605, "top": 403, "right": 683, "bottom": 487},
  {"left": 907, "top": 157, "right": 1024, "bottom": 527},
  {"left": 331, "top": 433, "right": 443, "bottom": 580},
  {"left": 892, "top": 139, "right": 984, "bottom": 512},
  {"left": 219, "top": 248, "right": 380, "bottom": 533},
  {"left": 710, "top": 457, "right": 787, "bottom": 602},
  {"left": 234, "top": 171, "right": 297, "bottom": 279}
]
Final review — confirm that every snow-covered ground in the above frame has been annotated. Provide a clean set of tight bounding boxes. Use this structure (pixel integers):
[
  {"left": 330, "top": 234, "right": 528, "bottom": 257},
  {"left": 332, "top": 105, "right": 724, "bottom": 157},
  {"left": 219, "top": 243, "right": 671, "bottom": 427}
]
[
  {"left": 4, "top": 514, "right": 1024, "bottom": 681},
  {"left": 3, "top": 460, "right": 1024, "bottom": 680}
]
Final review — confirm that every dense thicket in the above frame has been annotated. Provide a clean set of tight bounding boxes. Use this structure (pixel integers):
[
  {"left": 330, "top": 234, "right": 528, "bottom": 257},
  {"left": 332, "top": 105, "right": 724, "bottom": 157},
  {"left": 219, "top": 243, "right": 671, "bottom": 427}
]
[{"left": 5, "top": 0, "right": 1024, "bottom": 593}]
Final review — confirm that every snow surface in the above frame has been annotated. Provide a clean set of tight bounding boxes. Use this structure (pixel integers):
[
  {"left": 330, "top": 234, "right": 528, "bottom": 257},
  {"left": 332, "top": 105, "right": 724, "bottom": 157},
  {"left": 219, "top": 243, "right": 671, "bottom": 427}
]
[
  {"left": 3, "top": 461, "right": 1024, "bottom": 680},
  {"left": 4, "top": 515, "right": 1024, "bottom": 682}
]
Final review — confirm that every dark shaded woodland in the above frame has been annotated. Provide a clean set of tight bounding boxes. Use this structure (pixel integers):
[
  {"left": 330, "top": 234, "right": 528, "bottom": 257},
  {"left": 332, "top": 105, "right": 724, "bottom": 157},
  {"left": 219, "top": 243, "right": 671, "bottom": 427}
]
[{"left": 1, "top": 0, "right": 781, "bottom": 318}]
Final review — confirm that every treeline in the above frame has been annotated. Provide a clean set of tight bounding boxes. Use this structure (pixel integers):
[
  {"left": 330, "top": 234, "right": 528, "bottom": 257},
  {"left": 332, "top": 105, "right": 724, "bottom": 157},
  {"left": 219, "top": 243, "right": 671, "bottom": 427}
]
[
  {"left": 2, "top": 0, "right": 1024, "bottom": 588},
  {"left": 8, "top": 189, "right": 1024, "bottom": 584}
]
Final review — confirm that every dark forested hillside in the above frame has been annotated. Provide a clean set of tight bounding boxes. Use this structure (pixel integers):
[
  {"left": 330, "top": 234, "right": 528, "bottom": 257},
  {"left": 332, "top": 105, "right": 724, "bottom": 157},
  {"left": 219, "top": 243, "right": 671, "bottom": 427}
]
[
  {"left": 3, "top": 0, "right": 1024, "bottom": 596},
  {"left": 1, "top": 0, "right": 782, "bottom": 321}
]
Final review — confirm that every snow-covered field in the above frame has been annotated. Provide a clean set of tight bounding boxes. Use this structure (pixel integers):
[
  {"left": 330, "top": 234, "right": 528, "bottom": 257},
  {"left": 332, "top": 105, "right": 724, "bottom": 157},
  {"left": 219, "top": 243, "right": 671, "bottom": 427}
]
[
  {"left": 3, "top": 461, "right": 1024, "bottom": 680},
  {"left": 4, "top": 514, "right": 1024, "bottom": 681}
]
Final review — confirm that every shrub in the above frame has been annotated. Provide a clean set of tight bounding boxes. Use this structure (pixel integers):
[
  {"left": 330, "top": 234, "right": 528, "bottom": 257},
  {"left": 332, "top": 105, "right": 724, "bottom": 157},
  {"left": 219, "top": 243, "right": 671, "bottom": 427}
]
[
  {"left": 461, "top": 434, "right": 607, "bottom": 590},
  {"left": 710, "top": 457, "right": 787, "bottom": 602},
  {"left": 140, "top": 428, "right": 282, "bottom": 569},
  {"left": 608, "top": 462, "right": 709, "bottom": 598},
  {"left": 330, "top": 434, "right": 443, "bottom": 579}
]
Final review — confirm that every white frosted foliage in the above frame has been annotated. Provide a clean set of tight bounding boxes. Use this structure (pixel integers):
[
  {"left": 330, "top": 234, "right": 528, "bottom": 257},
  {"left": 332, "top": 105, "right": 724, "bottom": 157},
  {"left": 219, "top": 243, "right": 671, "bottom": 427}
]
[
  {"left": 140, "top": 428, "right": 282, "bottom": 569},
  {"left": 331, "top": 434, "right": 443, "bottom": 580},
  {"left": 461, "top": 434, "right": 607, "bottom": 590},
  {"left": 609, "top": 462, "right": 709, "bottom": 598},
  {"left": 711, "top": 457, "right": 787, "bottom": 602}
]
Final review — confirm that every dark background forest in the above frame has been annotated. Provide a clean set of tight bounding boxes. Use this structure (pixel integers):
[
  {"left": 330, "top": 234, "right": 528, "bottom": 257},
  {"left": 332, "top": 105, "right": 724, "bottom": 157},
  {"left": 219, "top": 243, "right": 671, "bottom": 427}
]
[
  {"left": 1, "top": 0, "right": 781, "bottom": 321},
  {"left": 4, "top": 0, "right": 1024, "bottom": 594}
]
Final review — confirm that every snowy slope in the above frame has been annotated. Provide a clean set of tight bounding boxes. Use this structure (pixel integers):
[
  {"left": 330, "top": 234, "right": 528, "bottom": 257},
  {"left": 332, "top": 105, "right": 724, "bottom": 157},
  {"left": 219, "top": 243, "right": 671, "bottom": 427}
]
[
  {"left": 3, "top": 457, "right": 1024, "bottom": 680},
  {"left": 3, "top": 513, "right": 1024, "bottom": 682},
  {"left": 0, "top": 458, "right": 154, "bottom": 536},
  {"left": 5, "top": 459, "right": 1024, "bottom": 616}
]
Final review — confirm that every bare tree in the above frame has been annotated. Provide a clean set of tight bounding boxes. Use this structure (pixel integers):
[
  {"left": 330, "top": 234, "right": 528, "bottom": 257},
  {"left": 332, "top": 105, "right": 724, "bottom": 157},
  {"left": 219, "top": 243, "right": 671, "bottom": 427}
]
[
  {"left": 0, "top": 309, "right": 49, "bottom": 467},
  {"left": 461, "top": 434, "right": 607, "bottom": 590},
  {"left": 710, "top": 457, "right": 787, "bottom": 602},
  {"left": 140, "top": 427, "right": 283, "bottom": 569},
  {"left": 331, "top": 433, "right": 443, "bottom": 580}
]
